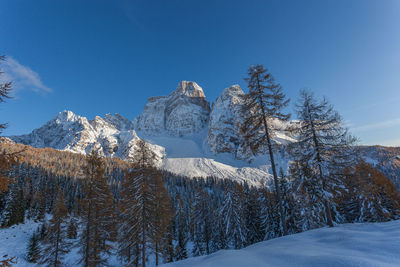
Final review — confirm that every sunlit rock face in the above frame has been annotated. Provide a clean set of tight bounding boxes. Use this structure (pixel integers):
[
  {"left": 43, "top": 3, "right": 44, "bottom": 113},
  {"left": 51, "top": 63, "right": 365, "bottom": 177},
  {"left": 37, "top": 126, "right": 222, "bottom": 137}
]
[
  {"left": 9, "top": 110, "right": 163, "bottom": 162},
  {"left": 135, "top": 81, "right": 211, "bottom": 136},
  {"left": 207, "top": 85, "right": 247, "bottom": 157}
]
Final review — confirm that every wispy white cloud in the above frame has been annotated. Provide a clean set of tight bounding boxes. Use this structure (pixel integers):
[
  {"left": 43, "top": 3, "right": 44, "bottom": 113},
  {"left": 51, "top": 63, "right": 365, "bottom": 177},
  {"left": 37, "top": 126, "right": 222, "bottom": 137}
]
[
  {"left": 351, "top": 118, "right": 400, "bottom": 132},
  {"left": 1, "top": 57, "right": 52, "bottom": 94}
]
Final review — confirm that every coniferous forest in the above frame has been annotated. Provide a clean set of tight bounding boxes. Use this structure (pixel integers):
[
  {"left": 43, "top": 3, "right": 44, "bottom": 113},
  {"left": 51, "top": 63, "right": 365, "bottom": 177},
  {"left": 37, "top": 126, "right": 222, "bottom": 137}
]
[{"left": 1, "top": 58, "right": 400, "bottom": 266}]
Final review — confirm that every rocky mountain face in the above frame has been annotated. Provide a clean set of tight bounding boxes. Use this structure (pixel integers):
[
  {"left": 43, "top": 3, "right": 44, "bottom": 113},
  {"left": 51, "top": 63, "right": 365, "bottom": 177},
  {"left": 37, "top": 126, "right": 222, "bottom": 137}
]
[
  {"left": 206, "top": 85, "right": 251, "bottom": 159},
  {"left": 135, "top": 81, "right": 211, "bottom": 136},
  {"left": 11, "top": 110, "right": 164, "bottom": 164},
  {"left": 7, "top": 81, "right": 400, "bottom": 186}
]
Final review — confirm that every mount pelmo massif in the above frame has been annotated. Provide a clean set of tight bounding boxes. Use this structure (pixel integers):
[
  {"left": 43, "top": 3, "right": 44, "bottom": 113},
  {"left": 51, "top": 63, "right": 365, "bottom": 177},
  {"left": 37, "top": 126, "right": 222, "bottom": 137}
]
[{"left": 8, "top": 81, "right": 400, "bottom": 186}]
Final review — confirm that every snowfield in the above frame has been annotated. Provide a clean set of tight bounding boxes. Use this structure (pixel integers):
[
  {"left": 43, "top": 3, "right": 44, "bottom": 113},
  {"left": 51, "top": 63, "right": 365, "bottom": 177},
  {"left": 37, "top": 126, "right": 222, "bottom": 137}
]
[
  {"left": 1, "top": 220, "right": 399, "bottom": 266},
  {"left": 162, "top": 220, "right": 400, "bottom": 267}
]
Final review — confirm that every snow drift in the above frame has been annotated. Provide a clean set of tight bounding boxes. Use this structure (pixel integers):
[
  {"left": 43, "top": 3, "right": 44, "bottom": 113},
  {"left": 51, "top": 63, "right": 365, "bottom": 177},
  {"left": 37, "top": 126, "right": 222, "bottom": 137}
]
[{"left": 162, "top": 220, "right": 400, "bottom": 267}]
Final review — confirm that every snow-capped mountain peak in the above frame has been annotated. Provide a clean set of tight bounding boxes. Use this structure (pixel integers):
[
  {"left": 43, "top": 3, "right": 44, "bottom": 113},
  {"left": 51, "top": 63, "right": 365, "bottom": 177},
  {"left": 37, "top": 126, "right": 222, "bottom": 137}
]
[
  {"left": 55, "top": 110, "right": 80, "bottom": 123},
  {"left": 135, "top": 81, "right": 211, "bottom": 136}
]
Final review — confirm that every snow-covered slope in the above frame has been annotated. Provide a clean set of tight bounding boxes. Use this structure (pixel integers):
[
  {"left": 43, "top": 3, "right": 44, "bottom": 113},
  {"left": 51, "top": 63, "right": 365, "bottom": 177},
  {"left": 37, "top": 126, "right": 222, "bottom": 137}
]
[
  {"left": 3, "top": 219, "right": 399, "bottom": 266},
  {"left": 162, "top": 220, "right": 400, "bottom": 267}
]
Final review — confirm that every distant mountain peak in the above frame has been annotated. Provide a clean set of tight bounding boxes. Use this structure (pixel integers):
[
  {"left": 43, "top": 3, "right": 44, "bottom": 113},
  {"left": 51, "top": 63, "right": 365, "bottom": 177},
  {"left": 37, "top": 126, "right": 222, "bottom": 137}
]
[
  {"left": 55, "top": 110, "right": 79, "bottom": 122},
  {"left": 169, "top": 81, "right": 206, "bottom": 98}
]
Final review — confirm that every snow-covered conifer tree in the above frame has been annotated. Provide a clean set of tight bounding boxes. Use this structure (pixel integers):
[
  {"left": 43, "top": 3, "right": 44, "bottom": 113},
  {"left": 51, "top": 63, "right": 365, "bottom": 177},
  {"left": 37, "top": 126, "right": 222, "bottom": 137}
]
[
  {"left": 220, "top": 183, "right": 247, "bottom": 249},
  {"left": 191, "top": 189, "right": 213, "bottom": 255},
  {"left": 241, "top": 64, "right": 290, "bottom": 235},
  {"left": 291, "top": 89, "right": 357, "bottom": 227}
]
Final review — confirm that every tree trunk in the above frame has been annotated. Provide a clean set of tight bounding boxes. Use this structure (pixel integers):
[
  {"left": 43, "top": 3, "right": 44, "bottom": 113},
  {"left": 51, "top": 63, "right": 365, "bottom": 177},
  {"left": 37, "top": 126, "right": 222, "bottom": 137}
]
[
  {"left": 55, "top": 223, "right": 60, "bottom": 267},
  {"left": 155, "top": 242, "right": 158, "bottom": 266},
  {"left": 264, "top": 125, "right": 288, "bottom": 235},
  {"left": 84, "top": 200, "right": 92, "bottom": 267},
  {"left": 142, "top": 203, "right": 146, "bottom": 267},
  {"left": 309, "top": 109, "right": 334, "bottom": 227},
  {"left": 255, "top": 76, "right": 288, "bottom": 236}
]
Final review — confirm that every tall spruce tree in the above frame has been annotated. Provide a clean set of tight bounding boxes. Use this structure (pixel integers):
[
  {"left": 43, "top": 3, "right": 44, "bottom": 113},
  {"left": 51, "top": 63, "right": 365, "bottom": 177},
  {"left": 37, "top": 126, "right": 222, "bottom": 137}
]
[
  {"left": 241, "top": 64, "right": 290, "bottom": 236},
  {"left": 291, "top": 89, "right": 357, "bottom": 227},
  {"left": 220, "top": 183, "right": 247, "bottom": 249},
  {"left": 173, "top": 195, "right": 189, "bottom": 261},
  {"left": 78, "top": 150, "right": 114, "bottom": 267},
  {"left": 244, "top": 188, "right": 265, "bottom": 245},
  {"left": 191, "top": 189, "right": 213, "bottom": 255},
  {"left": 39, "top": 189, "right": 70, "bottom": 267}
]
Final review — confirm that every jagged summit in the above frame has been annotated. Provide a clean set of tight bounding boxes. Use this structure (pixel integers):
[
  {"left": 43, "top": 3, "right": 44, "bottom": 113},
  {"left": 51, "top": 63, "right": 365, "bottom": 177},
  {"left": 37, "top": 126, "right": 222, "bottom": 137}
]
[
  {"left": 55, "top": 110, "right": 79, "bottom": 122},
  {"left": 135, "top": 81, "right": 210, "bottom": 136},
  {"left": 169, "top": 81, "right": 206, "bottom": 98},
  {"left": 104, "top": 113, "right": 133, "bottom": 131}
]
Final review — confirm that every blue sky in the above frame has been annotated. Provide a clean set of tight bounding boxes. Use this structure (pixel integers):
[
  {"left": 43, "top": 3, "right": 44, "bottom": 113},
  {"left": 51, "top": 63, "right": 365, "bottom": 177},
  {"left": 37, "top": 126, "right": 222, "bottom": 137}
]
[{"left": 1, "top": 0, "right": 399, "bottom": 146}]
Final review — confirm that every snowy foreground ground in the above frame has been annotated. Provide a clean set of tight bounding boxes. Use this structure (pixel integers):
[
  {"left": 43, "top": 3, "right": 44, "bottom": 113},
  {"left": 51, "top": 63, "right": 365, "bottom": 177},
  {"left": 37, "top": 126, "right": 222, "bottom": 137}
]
[
  {"left": 162, "top": 220, "right": 400, "bottom": 267},
  {"left": 1, "top": 220, "right": 399, "bottom": 266}
]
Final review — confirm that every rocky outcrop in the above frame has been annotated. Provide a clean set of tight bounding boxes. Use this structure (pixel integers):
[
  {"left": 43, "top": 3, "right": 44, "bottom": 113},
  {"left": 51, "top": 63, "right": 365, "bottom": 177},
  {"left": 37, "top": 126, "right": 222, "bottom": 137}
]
[
  {"left": 135, "top": 81, "right": 211, "bottom": 136},
  {"left": 104, "top": 113, "right": 133, "bottom": 131},
  {"left": 207, "top": 85, "right": 246, "bottom": 156}
]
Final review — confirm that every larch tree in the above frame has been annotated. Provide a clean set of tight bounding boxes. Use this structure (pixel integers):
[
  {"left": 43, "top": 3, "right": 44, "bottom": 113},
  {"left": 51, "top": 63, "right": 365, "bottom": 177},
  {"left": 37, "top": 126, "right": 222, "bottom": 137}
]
[
  {"left": 39, "top": 189, "right": 71, "bottom": 267},
  {"left": 118, "top": 139, "right": 160, "bottom": 267},
  {"left": 150, "top": 172, "right": 172, "bottom": 266},
  {"left": 342, "top": 161, "right": 400, "bottom": 222},
  {"left": 117, "top": 167, "right": 141, "bottom": 266},
  {"left": 78, "top": 150, "right": 114, "bottom": 267},
  {"left": 241, "top": 64, "right": 290, "bottom": 236},
  {"left": 291, "top": 89, "right": 357, "bottom": 227}
]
